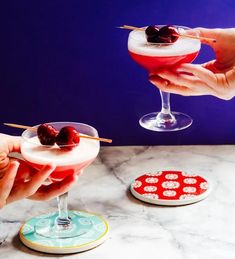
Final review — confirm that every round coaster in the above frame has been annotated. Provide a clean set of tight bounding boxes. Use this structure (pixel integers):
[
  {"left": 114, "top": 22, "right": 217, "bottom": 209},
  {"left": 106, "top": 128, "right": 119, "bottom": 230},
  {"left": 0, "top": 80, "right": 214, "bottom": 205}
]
[
  {"left": 130, "top": 171, "right": 210, "bottom": 206},
  {"left": 19, "top": 210, "right": 109, "bottom": 254}
]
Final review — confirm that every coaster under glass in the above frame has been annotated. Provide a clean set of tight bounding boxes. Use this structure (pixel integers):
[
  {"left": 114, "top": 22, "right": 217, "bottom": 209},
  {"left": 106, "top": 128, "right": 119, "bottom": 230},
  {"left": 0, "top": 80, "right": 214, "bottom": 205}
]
[{"left": 19, "top": 210, "right": 109, "bottom": 254}]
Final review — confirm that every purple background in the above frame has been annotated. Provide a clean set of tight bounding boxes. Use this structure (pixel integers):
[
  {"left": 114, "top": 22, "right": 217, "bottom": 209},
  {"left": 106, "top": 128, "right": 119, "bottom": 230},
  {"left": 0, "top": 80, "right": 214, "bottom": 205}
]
[{"left": 1, "top": 0, "right": 235, "bottom": 146}]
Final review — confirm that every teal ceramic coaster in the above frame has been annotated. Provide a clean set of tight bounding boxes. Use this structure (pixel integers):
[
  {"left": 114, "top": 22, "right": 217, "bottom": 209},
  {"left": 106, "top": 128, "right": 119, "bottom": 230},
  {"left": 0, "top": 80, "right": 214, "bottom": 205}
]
[{"left": 19, "top": 210, "right": 109, "bottom": 254}]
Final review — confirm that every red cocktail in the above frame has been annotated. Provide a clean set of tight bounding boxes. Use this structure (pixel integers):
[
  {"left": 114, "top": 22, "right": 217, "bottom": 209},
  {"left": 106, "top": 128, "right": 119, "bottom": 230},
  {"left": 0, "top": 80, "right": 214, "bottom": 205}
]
[
  {"left": 128, "top": 25, "right": 201, "bottom": 131},
  {"left": 129, "top": 51, "right": 198, "bottom": 73}
]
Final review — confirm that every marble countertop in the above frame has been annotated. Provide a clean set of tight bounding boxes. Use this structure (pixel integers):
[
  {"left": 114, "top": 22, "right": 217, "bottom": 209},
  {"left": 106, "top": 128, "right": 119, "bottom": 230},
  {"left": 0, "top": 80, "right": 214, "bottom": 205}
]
[{"left": 1, "top": 145, "right": 235, "bottom": 259}]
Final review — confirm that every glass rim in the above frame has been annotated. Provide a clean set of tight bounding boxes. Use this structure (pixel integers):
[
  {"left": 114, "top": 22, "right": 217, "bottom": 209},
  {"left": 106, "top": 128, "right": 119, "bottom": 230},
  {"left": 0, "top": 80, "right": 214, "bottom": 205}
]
[{"left": 21, "top": 121, "right": 99, "bottom": 148}]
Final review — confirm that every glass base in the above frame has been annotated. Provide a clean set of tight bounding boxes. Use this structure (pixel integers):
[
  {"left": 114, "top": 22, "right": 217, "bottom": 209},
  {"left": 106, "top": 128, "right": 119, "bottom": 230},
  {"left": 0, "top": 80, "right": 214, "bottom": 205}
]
[
  {"left": 35, "top": 211, "right": 93, "bottom": 239},
  {"left": 139, "top": 111, "right": 193, "bottom": 132}
]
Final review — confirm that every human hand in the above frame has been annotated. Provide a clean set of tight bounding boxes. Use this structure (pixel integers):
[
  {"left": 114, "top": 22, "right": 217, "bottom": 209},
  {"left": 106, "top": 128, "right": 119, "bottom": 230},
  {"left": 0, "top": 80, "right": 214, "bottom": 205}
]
[
  {"left": 0, "top": 134, "right": 77, "bottom": 208},
  {"left": 149, "top": 28, "right": 235, "bottom": 100}
]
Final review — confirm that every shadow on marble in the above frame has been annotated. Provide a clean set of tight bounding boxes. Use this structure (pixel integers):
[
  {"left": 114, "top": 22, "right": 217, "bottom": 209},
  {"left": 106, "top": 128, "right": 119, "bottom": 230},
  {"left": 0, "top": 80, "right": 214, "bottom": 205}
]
[
  {"left": 12, "top": 234, "right": 89, "bottom": 257},
  {"left": 125, "top": 185, "right": 203, "bottom": 208}
]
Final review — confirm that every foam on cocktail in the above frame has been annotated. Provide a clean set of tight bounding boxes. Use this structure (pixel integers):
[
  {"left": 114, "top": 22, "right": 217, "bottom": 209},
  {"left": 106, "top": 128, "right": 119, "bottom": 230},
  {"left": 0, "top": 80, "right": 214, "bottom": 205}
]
[
  {"left": 21, "top": 135, "right": 99, "bottom": 167},
  {"left": 128, "top": 29, "right": 201, "bottom": 57}
]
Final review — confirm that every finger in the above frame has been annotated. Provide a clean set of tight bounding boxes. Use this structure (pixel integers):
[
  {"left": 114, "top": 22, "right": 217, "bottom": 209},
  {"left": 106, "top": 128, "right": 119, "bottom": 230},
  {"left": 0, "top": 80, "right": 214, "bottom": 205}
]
[
  {"left": 201, "top": 60, "right": 220, "bottom": 73},
  {"left": 0, "top": 134, "right": 21, "bottom": 153},
  {"left": 23, "top": 164, "right": 56, "bottom": 196},
  {"left": 157, "top": 70, "right": 209, "bottom": 90},
  {"left": 149, "top": 75, "right": 195, "bottom": 96},
  {"left": 0, "top": 161, "right": 19, "bottom": 208},
  {"left": 177, "top": 63, "right": 235, "bottom": 99},
  {"left": 14, "top": 160, "right": 37, "bottom": 183},
  {"left": 29, "top": 173, "right": 77, "bottom": 201},
  {"left": 150, "top": 74, "right": 216, "bottom": 97},
  {"left": 7, "top": 164, "right": 56, "bottom": 204},
  {"left": 187, "top": 27, "right": 220, "bottom": 46},
  {"left": 9, "top": 136, "right": 21, "bottom": 153},
  {"left": 149, "top": 74, "right": 169, "bottom": 87},
  {"left": 176, "top": 64, "right": 217, "bottom": 87},
  {"left": 0, "top": 152, "right": 9, "bottom": 172}
]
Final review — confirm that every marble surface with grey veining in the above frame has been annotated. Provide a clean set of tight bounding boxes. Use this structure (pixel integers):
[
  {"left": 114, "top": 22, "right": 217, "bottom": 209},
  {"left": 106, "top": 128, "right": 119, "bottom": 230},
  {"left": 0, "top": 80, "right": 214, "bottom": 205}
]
[{"left": 1, "top": 145, "right": 235, "bottom": 259}]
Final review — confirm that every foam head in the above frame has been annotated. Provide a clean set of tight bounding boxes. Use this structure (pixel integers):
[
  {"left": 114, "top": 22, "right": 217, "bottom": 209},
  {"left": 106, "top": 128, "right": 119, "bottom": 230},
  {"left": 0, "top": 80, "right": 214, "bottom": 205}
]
[
  {"left": 21, "top": 135, "right": 100, "bottom": 166},
  {"left": 128, "top": 27, "right": 201, "bottom": 57}
]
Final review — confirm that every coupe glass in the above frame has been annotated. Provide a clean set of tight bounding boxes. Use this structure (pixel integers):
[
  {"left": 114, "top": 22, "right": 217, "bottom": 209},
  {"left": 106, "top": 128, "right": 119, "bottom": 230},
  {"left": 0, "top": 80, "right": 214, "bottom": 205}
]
[
  {"left": 128, "top": 25, "right": 201, "bottom": 131},
  {"left": 21, "top": 122, "right": 100, "bottom": 239}
]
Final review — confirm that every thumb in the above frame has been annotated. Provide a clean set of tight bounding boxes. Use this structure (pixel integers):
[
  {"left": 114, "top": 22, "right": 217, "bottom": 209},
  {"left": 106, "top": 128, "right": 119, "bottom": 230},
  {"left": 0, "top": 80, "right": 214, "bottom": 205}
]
[
  {"left": 226, "top": 68, "right": 235, "bottom": 87},
  {"left": 186, "top": 27, "right": 220, "bottom": 47}
]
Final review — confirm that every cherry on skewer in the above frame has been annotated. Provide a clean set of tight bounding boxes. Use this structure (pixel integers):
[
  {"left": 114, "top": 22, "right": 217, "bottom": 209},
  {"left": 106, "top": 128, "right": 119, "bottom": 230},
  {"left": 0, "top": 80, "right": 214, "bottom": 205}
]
[
  {"left": 145, "top": 25, "right": 179, "bottom": 43},
  {"left": 37, "top": 124, "right": 80, "bottom": 150},
  {"left": 118, "top": 25, "right": 216, "bottom": 43},
  {"left": 56, "top": 126, "right": 80, "bottom": 151},
  {"left": 4, "top": 123, "right": 112, "bottom": 150},
  {"left": 37, "top": 124, "right": 58, "bottom": 145}
]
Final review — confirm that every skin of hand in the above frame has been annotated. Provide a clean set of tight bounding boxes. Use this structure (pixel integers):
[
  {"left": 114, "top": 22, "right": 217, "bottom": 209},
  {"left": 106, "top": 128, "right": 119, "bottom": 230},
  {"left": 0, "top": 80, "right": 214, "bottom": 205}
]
[
  {"left": 149, "top": 28, "right": 235, "bottom": 100},
  {"left": 0, "top": 133, "right": 78, "bottom": 208}
]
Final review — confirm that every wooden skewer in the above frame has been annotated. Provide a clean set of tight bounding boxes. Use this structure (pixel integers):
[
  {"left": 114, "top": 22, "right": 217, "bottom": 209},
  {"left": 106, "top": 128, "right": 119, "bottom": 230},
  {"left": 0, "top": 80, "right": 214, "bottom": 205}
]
[
  {"left": 118, "top": 25, "right": 144, "bottom": 31},
  {"left": 118, "top": 25, "right": 216, "bottom": 43},
  {"left": 4, "top": 123, "right": 112, "bottom": 143},
  {"left": 174, "top": 33, "right": 216, "bottom": 43}
]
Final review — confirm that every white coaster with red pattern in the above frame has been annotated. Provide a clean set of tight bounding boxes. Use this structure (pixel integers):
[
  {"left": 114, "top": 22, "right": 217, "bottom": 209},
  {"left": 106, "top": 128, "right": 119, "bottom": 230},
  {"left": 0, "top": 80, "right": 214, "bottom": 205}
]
[{"left": 130, "top": 171, "right": 210, "bottom": 206}]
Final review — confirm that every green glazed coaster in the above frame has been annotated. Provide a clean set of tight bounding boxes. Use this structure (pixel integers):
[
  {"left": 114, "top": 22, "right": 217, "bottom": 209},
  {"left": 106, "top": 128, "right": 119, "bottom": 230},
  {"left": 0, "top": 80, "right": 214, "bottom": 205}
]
[{"left": 19, "top": 210, "right": 109, "bottom": 254}]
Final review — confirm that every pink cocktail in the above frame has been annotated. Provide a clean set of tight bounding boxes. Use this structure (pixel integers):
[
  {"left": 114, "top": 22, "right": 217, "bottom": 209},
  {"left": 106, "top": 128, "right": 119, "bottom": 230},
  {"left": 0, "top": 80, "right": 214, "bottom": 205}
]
[
  {"left": 24, "top": 159, "right": 95, "bottom": 181},
  {"left": 21, "top": 132, "right": 99, "bottom": 181},
  {"left": 21, "top": 122, "right": 100, "bottom": 239},
  {"left": 128, "top": 25, "right": 201, "bottom": 131}
]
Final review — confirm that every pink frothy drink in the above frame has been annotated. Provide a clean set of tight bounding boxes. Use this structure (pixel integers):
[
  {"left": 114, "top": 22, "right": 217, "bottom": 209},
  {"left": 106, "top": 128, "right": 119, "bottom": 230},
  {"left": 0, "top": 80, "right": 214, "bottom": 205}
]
[
  {"left": 21, "top": 122, "right": 100, "bottom": 181},
  {"left": 126, "top": 26, "right": 201, "bottom": 132},
  {"left": 128, "top": 28, "right": 200, "bottom": 73}
]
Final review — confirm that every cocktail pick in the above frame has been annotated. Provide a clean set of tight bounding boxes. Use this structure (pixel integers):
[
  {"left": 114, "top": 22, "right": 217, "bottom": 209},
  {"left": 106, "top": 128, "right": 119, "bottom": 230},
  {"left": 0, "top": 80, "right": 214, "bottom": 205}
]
[
  {"left": 4, "top": 123, "right": 112, "bottom": 143},
  {"left": 118, "top": 25, "right": 216, "bottom": 43}
]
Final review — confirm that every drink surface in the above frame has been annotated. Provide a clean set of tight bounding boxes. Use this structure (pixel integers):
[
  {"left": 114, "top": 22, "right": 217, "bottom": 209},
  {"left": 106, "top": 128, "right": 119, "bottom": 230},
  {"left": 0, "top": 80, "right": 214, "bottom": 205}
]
[
  {"left": 128, "top": 29, "right": 201, "bottom": 57},
  {"left": 21, "top": 134, "right": 99, "bottom": 168}
]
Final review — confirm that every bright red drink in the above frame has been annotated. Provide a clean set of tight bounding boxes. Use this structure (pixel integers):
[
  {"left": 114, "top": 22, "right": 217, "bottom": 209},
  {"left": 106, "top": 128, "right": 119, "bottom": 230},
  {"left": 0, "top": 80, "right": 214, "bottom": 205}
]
[
  {"left": 129, "top": 51, "right": 199, "bottom": 73},
  {"left": 128, "top": 28, "right": 200, "bottom": 73}
]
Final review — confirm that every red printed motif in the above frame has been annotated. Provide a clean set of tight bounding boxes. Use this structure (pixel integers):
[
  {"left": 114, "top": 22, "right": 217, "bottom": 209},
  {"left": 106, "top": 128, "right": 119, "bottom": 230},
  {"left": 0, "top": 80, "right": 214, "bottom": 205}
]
[{"left": 132, "top": 171, "right": 208, "bottom": 201}]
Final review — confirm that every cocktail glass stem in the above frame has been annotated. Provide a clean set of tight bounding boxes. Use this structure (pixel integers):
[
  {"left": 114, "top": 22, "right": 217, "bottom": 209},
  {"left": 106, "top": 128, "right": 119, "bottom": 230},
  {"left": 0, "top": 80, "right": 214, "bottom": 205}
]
[
  {"left": 156, "top": 90, "right": 176, "bottom": 125},
  {"left": 56, "top": 192, "right": 72, "bottom": 230}
]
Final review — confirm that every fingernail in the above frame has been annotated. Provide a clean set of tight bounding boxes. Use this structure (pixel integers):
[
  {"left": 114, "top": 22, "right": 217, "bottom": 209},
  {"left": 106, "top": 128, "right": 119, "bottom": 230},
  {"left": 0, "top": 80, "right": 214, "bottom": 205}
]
[
  {"left": 162, "top": 80, "right": 169, "bottom": 86},
  {"left": 74, "top": 173, "right": 78, "bottom": 181},
  {"left": 175, "top": 69, "right": 183, "bottom": 73},
  {"left": 157, "top": 80, "right": 169, "bottom": 87},
  {"left": 44, "top": 163, "right": 56, "bottom": 171},
  {"left": 10, "top": 160, "right": 20, "bottom": 167},
  {"left": 158, "top": 72, "right": 167, "bottom": 78},
  {"left": 149, "top": 78, "right": 155, "bottom": 84},
  {"left": 0, "top": 152, "right": 7, "bottom": 161},
  {"left": 149, "top": 78, "right": 168, "bottom": 86}
]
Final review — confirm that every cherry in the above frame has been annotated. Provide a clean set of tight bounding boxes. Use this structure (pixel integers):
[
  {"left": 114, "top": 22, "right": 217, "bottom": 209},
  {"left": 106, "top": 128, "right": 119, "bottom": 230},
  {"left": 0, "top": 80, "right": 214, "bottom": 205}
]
[
  {"left": 158, "top": 25, "right": 179, "bottom": 43},
  {"left": 145, "top": 25, "right": 179, "bottom": 44},
  {"left": 37, "top": 124, "right": 58, "bottom": 145},
  {"left": 56, "top": 126, "right": 80, "bottom": 151},
  {"left": 145, "top": 25, "right": 161, "bottom": 43}
]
